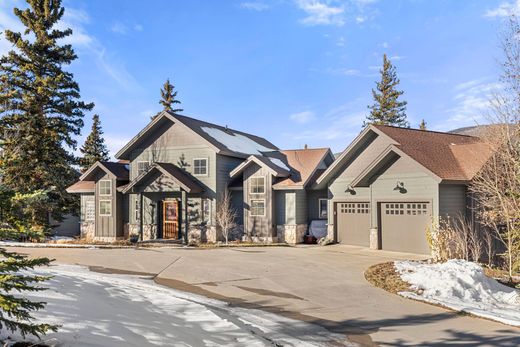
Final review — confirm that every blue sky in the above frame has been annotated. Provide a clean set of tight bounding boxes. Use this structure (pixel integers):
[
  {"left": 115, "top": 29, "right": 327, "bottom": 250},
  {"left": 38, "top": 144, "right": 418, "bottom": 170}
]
[{"left": 0, "top": 0, "right": 517, "bottom": 157}]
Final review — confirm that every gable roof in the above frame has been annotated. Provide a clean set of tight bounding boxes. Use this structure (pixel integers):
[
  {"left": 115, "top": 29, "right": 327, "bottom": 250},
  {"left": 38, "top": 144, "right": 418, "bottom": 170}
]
[
  {"left": 80, "top": 161, "right": 129, "bottom": 181},
  {"left": 273, "top": 148, "right": 333, "bottom": 189},
  {"left": 115, "top": 111, "right": 278, "bottom": 160},
  {"left": 121, "top": 162, "right": 204, "bottom": 194},
  {"left": 230, "top": 155, "right": 291, "bottom": 178},
  {"left": 373, "top": 125, "right": 493, "bottom": 181}
]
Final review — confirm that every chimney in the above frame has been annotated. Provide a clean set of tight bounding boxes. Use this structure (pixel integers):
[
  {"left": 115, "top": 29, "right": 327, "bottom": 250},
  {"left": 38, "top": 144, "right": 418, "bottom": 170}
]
[{"left": 304, "top": 144, "right": 308, "bottom": 150}]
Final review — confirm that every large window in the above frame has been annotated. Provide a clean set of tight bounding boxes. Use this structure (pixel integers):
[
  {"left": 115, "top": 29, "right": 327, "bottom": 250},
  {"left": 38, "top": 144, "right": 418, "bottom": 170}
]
[
  {"left": 193, "top": 158, "right": 208, "bottom": 176},
  {"left": 99, "top": 200, "right": 112, "bottom": 216},
  {"left": 137, "top": 161, "right": 150, "bottom": 176},
  {"left": 99, "top": 180, "right": 111, "bottom": 196},
  {"left": 85, "top": 200, "right": 95, "bottom": 221},
  {"left": 250, "top": 177, "right": 265, "bottom": 194},
  {"left": 250, "top": 200, "right": 265, "bottom": 216},
  {"left": 318, "top": 199, "right": 328, "bottom": 219}
]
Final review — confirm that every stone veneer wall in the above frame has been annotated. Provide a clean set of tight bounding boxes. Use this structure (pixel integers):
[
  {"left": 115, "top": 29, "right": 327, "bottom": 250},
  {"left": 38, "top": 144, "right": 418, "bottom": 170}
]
[
  {"left": 277, "top": 224, "right": 307, "bottom": 244},
  {"left": 327, "top": 223, "right": 335, "bottom": 241},
  {"left": 80, "top": 222, "right": 95, "bottom": 240}
]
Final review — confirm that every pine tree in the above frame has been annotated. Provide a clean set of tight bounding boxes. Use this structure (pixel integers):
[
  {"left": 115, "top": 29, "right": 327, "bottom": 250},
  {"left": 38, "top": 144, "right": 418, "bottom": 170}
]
[
  {"left": 365, "top": 54, "right": 409, "bottom": 127},
  {"left": 419, "top": 119, "right": 427, "bottom": 130},
  {"left": 0, "top": 248, "right": 58, "bottom": 338},
  {"left": 0, "top": 0, "right": 93, "bottom": 223},
  {"left": 79, "top": 114, "right": 109, "bottom": 172},
  {"left": 159, "top": 78, "right": 183, "bottom": 113}
]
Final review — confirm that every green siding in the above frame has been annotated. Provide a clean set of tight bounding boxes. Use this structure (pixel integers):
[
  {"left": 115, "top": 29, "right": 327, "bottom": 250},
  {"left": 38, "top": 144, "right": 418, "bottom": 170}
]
[{"left": 439, "top": 184, "right": 467, "bottom": 219}]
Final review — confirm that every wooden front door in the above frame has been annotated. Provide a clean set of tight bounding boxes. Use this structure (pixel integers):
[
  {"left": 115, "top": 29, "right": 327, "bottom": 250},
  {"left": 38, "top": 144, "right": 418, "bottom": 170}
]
[{"left": 163, "top": 200, "right": 179, "bottom": 239}]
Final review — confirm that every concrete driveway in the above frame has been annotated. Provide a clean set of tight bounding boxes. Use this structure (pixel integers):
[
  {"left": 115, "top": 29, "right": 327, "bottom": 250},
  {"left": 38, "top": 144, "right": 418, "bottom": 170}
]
[{"left": 12, "top": 244, "right": 520, "bottom": 346}]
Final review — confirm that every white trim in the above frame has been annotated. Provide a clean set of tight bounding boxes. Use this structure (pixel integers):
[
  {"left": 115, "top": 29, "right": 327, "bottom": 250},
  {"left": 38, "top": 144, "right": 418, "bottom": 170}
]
[
  {"left": 193, "top": 157, "right": 209, "bottom": 176},
  {"left": 318, "top": 198, "right": 328, "bottom": 219},
  {"left": 99, "top": 200, "right": 112, "bottom": 216},
  {"left": 98, "top": 179, "right": 112, "bottom": 196},
  {"left": 249, "top": 176, "right": 265, "bottom": 194},
  {"left": 250, "top": 199, "right": 266, "bottom": 217}
]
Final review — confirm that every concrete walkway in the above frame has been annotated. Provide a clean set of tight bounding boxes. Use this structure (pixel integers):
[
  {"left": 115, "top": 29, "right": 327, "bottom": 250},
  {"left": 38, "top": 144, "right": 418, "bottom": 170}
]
[{"left": 12, "top": 245, "right": 520, "bottom": 346}]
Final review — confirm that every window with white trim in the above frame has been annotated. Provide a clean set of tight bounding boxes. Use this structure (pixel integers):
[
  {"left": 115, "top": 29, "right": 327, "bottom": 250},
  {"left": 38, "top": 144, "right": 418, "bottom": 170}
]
[
  {"left": 250, "top": 200, "right": 265, "bottom": 216},
  {"left": 193, "top": 158, "right": 208, "bottom": 176},
  {"left": 250, "top": 177, "right": 265, "bottom": 194},
  {"left": 85, "top": 200, "right": 95, "bottom": 221},
  {"left": 99, "top": 200, "right": 112, "bottom": 216},
  {"left": 137, "top": 161, "right": 150, "bottom": 176},
  {"left": 99, "top": 180, "right": 111, "bottom": 196},
  {"left": 318, "top": 199, "right": 328, "bottom": 219}
]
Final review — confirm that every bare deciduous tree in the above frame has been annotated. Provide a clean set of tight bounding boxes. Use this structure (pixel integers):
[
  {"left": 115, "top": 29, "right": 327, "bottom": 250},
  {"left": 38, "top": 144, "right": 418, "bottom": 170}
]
[
  {"left": 216, "top": 190, "right": 236, "bottom": 245},
  {"left": 469, "top": 16, "right": 520, "bottom": 277}
]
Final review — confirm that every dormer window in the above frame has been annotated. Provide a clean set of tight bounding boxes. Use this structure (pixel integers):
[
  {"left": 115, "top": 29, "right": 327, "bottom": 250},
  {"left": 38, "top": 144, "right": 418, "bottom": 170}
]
[
  {"left": 99, "top": 180, "right": 111, "bottom": 196},
  {"left": 193, "top": 158, "right": 208, "bottom": 176}
]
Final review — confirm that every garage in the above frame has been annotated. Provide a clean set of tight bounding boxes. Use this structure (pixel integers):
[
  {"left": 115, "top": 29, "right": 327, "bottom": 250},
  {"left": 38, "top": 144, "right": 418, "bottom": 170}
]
[
  {"left": 336, "top": 202, "right": 370, "bottom": 246},
  {"left": 380, "top": 202, "right": 431, "bottom": 254}
]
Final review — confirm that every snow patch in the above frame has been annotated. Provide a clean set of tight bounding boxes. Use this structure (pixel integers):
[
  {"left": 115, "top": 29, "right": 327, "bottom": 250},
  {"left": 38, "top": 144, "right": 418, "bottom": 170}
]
[
  {"left": 394, "top": 259, "right": 520, "bottom": 327},
  {"left": 201, "top": 126, "right": 274, "bottom": 155}
]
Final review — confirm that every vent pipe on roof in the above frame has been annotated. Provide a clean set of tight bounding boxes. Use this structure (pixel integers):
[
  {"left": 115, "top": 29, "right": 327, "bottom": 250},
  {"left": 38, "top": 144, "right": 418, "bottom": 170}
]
[{"left": 304, "top": 144, "right": 308, "bottom": 149}]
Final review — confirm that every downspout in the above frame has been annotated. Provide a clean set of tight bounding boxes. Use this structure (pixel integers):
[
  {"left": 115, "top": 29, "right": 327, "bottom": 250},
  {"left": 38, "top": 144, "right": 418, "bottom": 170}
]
[{"left": 139, "top": 193, "right": 144, "bottom": 241}]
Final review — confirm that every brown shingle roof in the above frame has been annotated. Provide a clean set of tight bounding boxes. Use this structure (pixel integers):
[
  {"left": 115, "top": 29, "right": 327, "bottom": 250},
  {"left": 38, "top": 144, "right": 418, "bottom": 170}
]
[
  {"left": 273, "top": 148, "right": 332, "bottom": 188},
  {"left": 374, "top": 125, "right": 493, "bottom": 181},
  {"left": 66, "top": 181, "right": 95, "bottom": 194}
]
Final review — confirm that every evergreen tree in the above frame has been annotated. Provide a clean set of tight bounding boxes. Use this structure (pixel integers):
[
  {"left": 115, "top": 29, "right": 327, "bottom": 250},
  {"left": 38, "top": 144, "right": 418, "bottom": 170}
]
[
  {"left": 0, "top": 248, "right": 58, "bottom": 338},
  {"left": 365, "top": 54, "right": 409, "bottom": 127},
  {"left": 0, "top": 0, "right": 93, "bottom": 223},
  {"left": 159, "top": 78, "right": 183, "bottom": 113},
  {"left": 79, "top": 114, "right": 109, "bottom": 172},
  {"left": 419, "top": 119, "right": 427, "bottom": 130}
]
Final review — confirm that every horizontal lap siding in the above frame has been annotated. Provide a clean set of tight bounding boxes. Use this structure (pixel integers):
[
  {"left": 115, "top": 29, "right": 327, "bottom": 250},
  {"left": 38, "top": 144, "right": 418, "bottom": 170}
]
[
  {"left": 439, "top": 184, "right": 467, "bottom": 219},
  {"left": 307, "top": 189, "right": 327, "bottom": 221}
]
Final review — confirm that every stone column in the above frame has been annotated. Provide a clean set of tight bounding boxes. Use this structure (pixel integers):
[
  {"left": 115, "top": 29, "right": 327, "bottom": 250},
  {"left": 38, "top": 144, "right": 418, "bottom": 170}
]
[{"left": 369, "top": 227, "right": 379, "bottom": 250}]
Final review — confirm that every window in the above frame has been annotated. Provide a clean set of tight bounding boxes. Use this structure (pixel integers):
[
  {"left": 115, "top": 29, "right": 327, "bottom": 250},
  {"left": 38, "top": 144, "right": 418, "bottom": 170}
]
[
  {"left": 250, "top": 177, "right": 265, "bottom": 194},
  {"left": 250, "top": 200, "right": 265, "bottom": 216},
  {"left": 202, "top": 199, "right": 211, "bottom": 223},
  {"left": 137, "top": 161, "right": 150, "bottom": 176},
  {"left": 193, "top": 158, "right": 208, "bottom": 176},
  {"left": 85, "top": 200, "right": 95, "bottom": 221},
  {"left": 99, "top": 200, "right": 112, "bottom": 216},
  {"left": 339, "top": 203, "right": 369, "bottom": 214},
  {"left": 134, "top": 198, "right": 140, "bottom": 222},
  {"left": 319, "top": 199, "right": 328, "bottom": 219},
  {"left": 99, "top": 180, "right": 111, "bottom": 196}
]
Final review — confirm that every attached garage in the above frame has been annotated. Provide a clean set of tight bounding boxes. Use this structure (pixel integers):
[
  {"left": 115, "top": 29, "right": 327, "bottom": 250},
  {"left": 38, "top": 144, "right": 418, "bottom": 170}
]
[
  {"left": 380, "top": 202, "right": 431, "bottom": 254},
  {"left": 336, "top": 202, "right": 370, "bottom": 246}
]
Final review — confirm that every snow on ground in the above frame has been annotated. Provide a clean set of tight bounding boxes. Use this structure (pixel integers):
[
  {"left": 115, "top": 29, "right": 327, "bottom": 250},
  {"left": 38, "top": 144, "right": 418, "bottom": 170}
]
[
  {"left": 8, "top": 264, "right": 353, "bottom": 347},
  {"left": 394, "top": 259, "right": 520, "bottom": 327}
]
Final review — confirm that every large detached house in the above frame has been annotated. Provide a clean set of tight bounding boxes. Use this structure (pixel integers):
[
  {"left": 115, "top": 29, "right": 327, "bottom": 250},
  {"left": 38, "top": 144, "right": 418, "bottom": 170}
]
[{"left": 67, "top": 111, "right": 492, "bottom": 254}]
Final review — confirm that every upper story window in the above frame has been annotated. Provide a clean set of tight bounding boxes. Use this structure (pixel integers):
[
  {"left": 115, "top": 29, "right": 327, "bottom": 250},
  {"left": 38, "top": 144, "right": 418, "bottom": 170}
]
[
  {"left": 193, "top": 158, "right": 208, "bottom": 176},
  {"left": 99, "top": 200, "right": 112, "bottom": 216},
  {"left": 137, "top": 161, "right": 150, "bottom": 176},
  {"left": 99, "top": 180, "right": 111, "bottom": 196},
  {"left": 250, "top": 177, "right": 265, "bottom": 194},
  {"left": 250, "top": 199, "right": 265, "bottom": 216}
]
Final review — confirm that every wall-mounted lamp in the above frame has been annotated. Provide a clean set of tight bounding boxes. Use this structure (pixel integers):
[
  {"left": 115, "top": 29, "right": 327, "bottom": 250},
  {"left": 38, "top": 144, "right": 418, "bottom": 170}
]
[
  {"left": 346, "top": 185, "right": 356, "bottom": 195},
  {"left": 393, "top": 180, "right": 407, "bottom": 194}
]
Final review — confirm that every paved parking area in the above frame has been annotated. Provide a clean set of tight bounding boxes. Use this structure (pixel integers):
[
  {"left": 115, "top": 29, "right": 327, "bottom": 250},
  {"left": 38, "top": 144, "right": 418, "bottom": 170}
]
[{"left": 13, "top": 244, "right": 520, "bottom": 346}]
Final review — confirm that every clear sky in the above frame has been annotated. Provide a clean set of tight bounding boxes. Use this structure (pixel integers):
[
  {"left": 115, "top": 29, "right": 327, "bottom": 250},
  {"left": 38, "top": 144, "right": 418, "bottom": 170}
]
[{"left": 0, "top": 0, "right": 516, "bottom": 157}]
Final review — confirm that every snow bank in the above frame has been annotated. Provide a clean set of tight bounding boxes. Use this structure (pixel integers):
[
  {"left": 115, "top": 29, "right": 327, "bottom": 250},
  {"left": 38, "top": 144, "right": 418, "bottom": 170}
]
[
  {"left": 10, "top": 265, "right": 353, "bottom": 346},
  {"left": 201, "top": 126, "right": 274, "bottom": 155},
  {"left": 394, "top": 259, "right": 520, "bottom": 327}
]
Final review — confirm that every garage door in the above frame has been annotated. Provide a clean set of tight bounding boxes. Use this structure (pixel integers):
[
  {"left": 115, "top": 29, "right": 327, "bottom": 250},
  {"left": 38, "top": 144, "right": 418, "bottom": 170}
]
[
  {"left": 336, "top": 202, "right": 370, "bottom": 246},
  {"left": 381, "top": 202, "right": 431, "bottom": 254}
]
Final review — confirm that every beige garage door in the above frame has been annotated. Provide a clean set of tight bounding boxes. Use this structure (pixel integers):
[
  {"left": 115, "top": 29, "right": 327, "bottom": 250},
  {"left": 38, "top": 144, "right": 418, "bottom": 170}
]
[
  {"left": 336, "top": 202, "right": 370, "bottom": 246},
  {"left": 381, "top": 202, "right": 431, "bottom": 254}
]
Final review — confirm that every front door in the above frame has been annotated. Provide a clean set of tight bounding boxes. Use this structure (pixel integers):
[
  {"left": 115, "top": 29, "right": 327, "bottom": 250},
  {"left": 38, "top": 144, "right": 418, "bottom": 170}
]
[{"left": 163, "top": 200, "right": 179, "bottom": 239}]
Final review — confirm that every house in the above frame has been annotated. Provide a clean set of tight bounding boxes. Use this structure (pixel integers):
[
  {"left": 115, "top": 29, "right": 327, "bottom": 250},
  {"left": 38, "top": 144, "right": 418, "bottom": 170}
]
[
  {"left": 316, "top": 124, "right": 492, "bottom": 254},
  {"left": 67, "top": 111, "right": 333, "bottom": 244},
  {"left": 67, "top": 111, "right": 493, "bottom": 253}
]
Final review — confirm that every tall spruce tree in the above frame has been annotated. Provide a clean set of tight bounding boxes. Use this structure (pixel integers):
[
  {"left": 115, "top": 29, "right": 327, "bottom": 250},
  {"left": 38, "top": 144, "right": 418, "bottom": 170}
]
[
  {"left": 364, "top": 54, "right": 409, "bottom": 127},
  {"left": 79, "top": 114, "right": 109, "bottom": 172},
  {"left": 0, "top": 0, "right": 93, "bottom": 223},
  {"left": 159, "top": 78, "right": 183, "bottom": 113}
]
